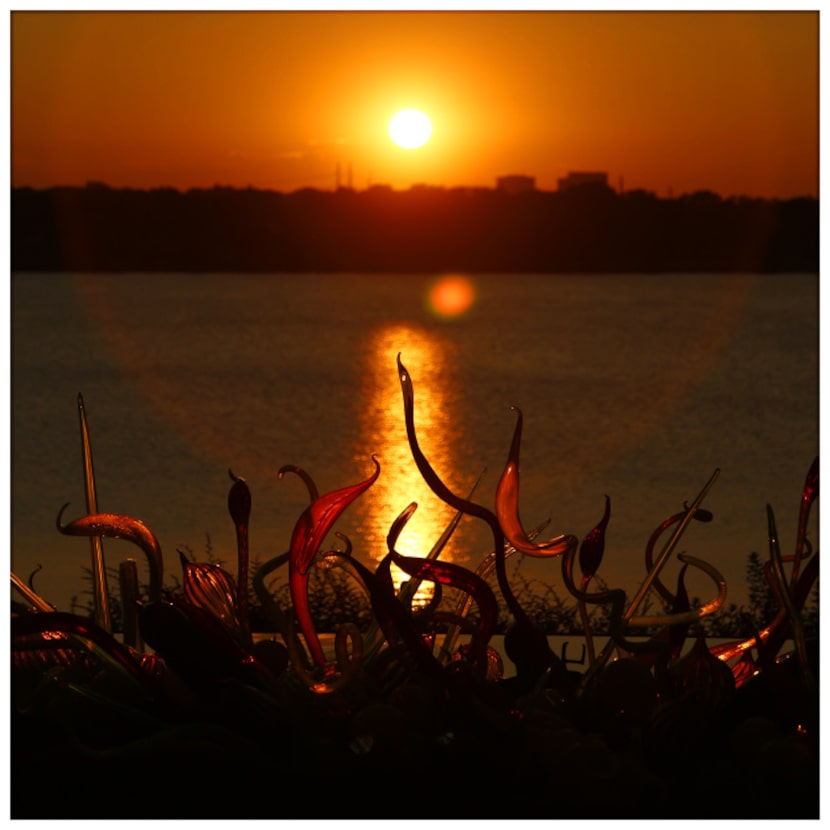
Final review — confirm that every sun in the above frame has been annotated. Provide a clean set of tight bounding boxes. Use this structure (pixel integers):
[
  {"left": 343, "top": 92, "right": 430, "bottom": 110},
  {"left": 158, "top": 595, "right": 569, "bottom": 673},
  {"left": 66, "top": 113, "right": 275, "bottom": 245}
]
[{"left": 388, "top": 109, "right": 432, "bottom": 150}]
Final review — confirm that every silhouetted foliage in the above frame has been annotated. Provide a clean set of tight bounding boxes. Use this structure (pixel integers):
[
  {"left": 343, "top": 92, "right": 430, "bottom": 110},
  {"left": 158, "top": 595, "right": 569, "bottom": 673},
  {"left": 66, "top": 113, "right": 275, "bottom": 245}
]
[
  {"left": 74, "top": 546, "right": 817, "bottom": 640},
  {"left": 271, "top": 567, "right": 375, "bottom": 633},
  {"left": 11, "top": 184, "right": 818, "bottom": 273},
  {"left": 746, "top": 549, "right": 784, "bottom": 626}
]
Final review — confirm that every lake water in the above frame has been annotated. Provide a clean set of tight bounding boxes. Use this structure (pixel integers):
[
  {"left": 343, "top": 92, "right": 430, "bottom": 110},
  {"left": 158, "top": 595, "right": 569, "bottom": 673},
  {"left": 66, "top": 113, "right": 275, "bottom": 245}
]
[{"left": 10, "top": 272, "right": 819, "bottom": 619}]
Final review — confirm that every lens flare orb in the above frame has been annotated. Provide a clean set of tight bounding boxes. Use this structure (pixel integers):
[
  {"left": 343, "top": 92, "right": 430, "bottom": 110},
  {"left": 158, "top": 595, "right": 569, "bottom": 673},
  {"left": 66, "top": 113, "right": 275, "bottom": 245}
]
[{"left": 427, "top": 275, "right": 476, "bottom": 318}]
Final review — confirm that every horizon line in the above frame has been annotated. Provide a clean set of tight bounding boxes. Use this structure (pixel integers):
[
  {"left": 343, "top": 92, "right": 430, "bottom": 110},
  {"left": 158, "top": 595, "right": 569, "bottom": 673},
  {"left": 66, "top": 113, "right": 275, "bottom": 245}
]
[{"left": 10, "top": 181, "right": 819, "bottom": 202}]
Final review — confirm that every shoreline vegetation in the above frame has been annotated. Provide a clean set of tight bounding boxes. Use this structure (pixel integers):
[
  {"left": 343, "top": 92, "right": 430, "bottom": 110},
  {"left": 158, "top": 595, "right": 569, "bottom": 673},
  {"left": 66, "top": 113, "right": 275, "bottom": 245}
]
[
  {"left": 70, "top": 547, "right": 819, "bottom": 645},
  {"left": 11, "top": 183, "right": 818, "bottom": 274}
]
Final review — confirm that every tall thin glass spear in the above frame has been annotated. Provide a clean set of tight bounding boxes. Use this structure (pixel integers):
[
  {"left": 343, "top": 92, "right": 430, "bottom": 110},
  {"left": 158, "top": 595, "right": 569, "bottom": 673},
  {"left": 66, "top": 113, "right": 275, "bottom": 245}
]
[{"left": 78, "top": 393, "right": 111, "bottom": 631}]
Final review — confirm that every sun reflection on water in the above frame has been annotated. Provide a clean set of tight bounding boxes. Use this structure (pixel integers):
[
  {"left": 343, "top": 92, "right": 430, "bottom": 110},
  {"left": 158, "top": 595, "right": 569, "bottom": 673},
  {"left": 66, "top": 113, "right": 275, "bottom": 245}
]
[{"left": 353, "top": 323, "right": 470, "bottom": 604}]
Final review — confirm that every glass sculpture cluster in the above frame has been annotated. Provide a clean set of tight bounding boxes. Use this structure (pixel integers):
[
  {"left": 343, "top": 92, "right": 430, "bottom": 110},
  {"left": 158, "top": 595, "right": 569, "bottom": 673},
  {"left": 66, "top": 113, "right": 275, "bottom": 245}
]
[{"left": 11, "top": 356, "right": 819, "bottom": 818}]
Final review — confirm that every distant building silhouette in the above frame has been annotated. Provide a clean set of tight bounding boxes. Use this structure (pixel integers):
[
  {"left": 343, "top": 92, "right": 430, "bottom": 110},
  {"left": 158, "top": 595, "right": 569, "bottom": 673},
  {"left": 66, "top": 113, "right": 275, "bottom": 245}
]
[
  {"left": 496, "top": 175, "right": 536, "bottom": 195},
  {"left": 557, "top": 171, "right": 608, "bottom": 192}
]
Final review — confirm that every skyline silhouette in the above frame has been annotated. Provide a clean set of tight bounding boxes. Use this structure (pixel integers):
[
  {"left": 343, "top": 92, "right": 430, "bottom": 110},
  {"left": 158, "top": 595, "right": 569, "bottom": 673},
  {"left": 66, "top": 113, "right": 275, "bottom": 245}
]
[{"left": 12, "top": 182, "right": 818, "bottom": 274}]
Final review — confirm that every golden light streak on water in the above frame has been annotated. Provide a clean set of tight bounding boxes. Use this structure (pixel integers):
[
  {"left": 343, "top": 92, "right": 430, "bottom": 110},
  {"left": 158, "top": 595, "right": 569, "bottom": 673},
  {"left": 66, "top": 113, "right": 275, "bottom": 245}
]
[{"left": 354, "top": 323, "right": 467, "bottom": 605}]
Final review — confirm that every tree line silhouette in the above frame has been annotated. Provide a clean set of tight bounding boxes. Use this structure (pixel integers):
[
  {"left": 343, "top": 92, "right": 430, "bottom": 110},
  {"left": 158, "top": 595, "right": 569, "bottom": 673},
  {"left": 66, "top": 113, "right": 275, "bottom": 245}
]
[{"left": 11, "top": 182, "right": 818, "bottom": 273}]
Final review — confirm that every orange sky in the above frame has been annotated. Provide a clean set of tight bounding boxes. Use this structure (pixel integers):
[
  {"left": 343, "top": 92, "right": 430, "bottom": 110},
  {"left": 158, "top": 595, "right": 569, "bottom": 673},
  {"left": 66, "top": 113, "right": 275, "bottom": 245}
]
[{"left": 10, "top": 10, "right": 819, "bottom": 198}]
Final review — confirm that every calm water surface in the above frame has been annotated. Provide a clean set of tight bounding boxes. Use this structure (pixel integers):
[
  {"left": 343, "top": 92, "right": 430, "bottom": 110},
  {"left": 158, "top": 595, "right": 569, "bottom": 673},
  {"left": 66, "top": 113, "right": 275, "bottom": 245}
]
[{"left": 10, "top": 272, "right": 819, "bottom": 615}]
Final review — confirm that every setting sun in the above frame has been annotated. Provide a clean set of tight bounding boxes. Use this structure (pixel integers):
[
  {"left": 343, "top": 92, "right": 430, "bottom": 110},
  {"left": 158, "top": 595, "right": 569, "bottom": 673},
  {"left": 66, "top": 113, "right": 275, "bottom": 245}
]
[
  {"left": 10, "top": 12, "right": 817, "bottom": 197},
  {"left": 388, "top": 108, "right": 432, "bottom": 149}
]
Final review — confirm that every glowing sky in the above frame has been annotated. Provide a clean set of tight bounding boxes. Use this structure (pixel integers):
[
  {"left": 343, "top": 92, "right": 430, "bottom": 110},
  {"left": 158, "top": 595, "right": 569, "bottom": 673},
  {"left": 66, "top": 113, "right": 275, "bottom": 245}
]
[{"left": 10, "top": 10, "right": 819, "bottom": 198}]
